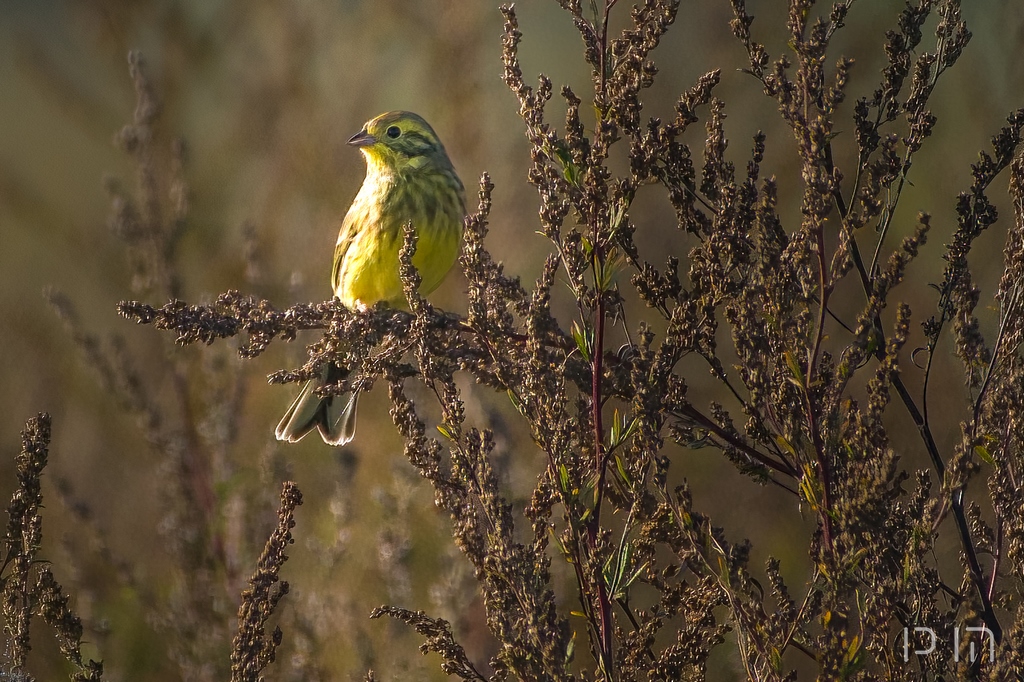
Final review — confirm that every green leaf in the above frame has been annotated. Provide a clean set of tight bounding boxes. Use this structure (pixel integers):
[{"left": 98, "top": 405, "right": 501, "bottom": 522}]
[
  {"left": 591, "top": 248, "right": 624, "bottom": 293},
  {"left": 622, "top": 415, "right": 639, "bottom": 442},
  {"left": 840, "top": 634, "right": 865, "bottom": 676},
  {"left": 784, "top": 350, "right": 805, "bottom": 383},
  {"left": 581, "top": 235, "right": 594, "bottom": 257},
  {"left": 608, "top": 204, "right": 626, "bottom": 241},
  {"left": 549, "top": 525, "right": 570, "bottom": 559},
  {"left": 571, "top": 320, "right": 591, "bottom": 361},
  {"left": 621, "top": 561, "right": 648, "bottom": 596},
  {"left": 555, "top": 147, "right": 582, "bottom": 187},
  {"left": 507, "top": 389, "right": 526, "bottom": 415},
  {"left": 614, "top": 454, "right": 631, "bottom": 486},
  {"left": 558, "top": 463, "right": 571, "bottom": 494}
]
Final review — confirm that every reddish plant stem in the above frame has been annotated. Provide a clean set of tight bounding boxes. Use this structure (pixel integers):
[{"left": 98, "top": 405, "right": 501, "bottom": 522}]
[
  {"left": 588, "top": 271, "right": 614, "bottom": 678},
  {"left": 586, "top": 3, "right": 618, "bottom": 676}
]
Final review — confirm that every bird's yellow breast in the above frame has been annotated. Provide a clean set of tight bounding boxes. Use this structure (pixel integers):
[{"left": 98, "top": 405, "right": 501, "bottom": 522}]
[{"left": 332, "top": 165, "right": 464, "bottom": 308}]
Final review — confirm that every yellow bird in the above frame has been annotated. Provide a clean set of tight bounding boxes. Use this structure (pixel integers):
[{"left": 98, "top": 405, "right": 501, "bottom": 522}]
[{"left": 276, "top": 111, "right": 465, "bottom": 445}]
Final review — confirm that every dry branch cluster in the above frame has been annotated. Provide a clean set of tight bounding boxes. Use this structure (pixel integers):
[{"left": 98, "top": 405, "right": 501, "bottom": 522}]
[
  {"left": 117, "top": 2, "right": 1024, "bottom": 679},
  {"left": 1, "top": 415, "right": 103, "bottom": 682},
  {"left": 4, "top": 0, "right": 1024, "bottom": 680}
]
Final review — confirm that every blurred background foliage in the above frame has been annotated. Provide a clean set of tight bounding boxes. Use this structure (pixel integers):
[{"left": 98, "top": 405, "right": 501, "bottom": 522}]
[{"left": 0, "top": 1, "right": 1022, "bottom": 679}]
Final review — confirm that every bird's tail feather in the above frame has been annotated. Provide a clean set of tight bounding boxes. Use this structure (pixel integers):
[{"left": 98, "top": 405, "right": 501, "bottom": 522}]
[
  {"left": 275, "top": 364, "right": 359, "bottom": 446},
  {"left": 274, "top": 378, "right": 321, "bottom": 443},
  {"left": 317, "top": 387, "right": 359, "bottom": 446}
]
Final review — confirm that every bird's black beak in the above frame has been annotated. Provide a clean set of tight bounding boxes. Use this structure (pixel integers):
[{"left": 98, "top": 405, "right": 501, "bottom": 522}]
[{"left": 347, "top": 129, "right": 375, "bottom": 147}]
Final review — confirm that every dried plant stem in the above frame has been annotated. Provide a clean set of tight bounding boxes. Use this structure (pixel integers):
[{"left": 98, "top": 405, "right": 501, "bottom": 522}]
[{"left": 107, "top": 1, "right": 1024, "bottom": 679}]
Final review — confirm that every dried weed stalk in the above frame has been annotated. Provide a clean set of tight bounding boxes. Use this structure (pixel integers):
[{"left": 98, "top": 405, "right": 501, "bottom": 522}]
[
  {"left": 109, "top": 1, "right": 1024, "bottom": 680},
  {"left": 35, "top": 52, "right": 304, "bottom": 680},
  {"left": 230, "top": 481, "right": 303, "bottom": 682},
  {"left": 1, "top": 414, "right": 103, "bottom": 681}
]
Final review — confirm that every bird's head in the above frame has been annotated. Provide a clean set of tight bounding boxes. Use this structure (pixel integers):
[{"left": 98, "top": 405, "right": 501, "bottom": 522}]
[{"left": 347, "top": 111, "right": 453, "bottom": 175}]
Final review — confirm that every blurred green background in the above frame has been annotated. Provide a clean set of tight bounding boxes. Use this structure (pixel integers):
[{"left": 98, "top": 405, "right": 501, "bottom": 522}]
[{"left": 1, "top": 1, "right": 1022, "bottom": 679}]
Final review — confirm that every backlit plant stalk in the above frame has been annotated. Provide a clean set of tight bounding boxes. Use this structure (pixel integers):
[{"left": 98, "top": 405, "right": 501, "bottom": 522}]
[{"left": 115, "top": 0, "right": 1024, "bottom": 679}]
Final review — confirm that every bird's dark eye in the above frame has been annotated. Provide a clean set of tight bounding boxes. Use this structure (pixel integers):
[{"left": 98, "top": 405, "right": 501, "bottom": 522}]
[{"left": 386, "top": 125, "right": 401, "bottom": 139}]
